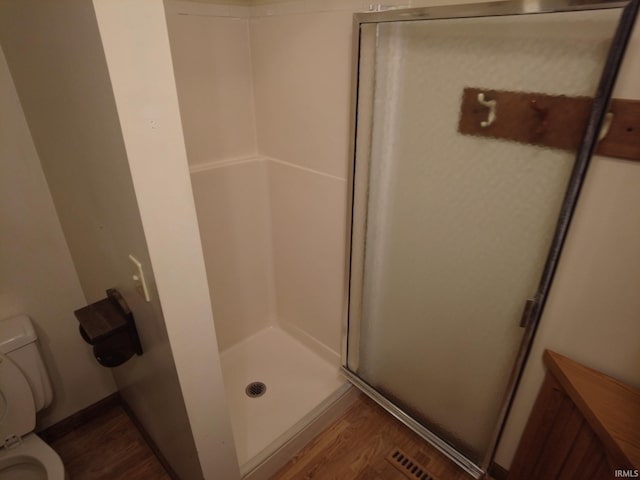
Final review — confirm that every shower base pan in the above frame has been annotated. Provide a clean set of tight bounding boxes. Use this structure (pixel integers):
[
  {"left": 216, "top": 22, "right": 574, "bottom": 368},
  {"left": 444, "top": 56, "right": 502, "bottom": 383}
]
[{"left": 219, "top": 326, "right": 351, "bottom": 477}]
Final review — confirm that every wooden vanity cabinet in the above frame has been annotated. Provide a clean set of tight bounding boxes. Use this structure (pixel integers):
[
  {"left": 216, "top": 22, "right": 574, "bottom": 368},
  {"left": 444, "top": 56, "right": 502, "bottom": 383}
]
[{"left": 507, "top": 350, "right": 640, "bottom": 479}]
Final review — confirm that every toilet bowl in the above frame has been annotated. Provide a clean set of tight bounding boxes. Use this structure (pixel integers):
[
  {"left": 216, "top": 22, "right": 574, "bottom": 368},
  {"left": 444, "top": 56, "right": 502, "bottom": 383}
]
[
  {"left": 0, "top": 433, "right": 65, "bottom": 480},
  {"left": 0, "top": 315, "right": 66, "bottom": 480}
]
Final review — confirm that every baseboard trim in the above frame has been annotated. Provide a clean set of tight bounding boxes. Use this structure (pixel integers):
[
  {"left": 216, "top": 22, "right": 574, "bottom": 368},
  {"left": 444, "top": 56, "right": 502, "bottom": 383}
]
[
  {"left": 120, "top": 400, "right": 181, "bottom": 480},
  {"left": 39, "top": 393, "right": 121, "bottom": 443},
  {"left": 489, "top": 461, "right": 509, "bottom": 480}
]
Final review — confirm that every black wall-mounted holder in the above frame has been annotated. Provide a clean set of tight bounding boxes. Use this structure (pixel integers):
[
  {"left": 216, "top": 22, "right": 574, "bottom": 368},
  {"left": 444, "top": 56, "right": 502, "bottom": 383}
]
[{"left": 74, "top": 288, "right": 143, "bottom": 368}]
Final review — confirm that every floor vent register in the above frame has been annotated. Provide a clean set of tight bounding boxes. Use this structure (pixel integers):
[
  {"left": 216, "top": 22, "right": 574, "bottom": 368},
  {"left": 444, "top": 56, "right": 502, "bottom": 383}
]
[{"left": 386, "top": 448, "right": 439, "bottom": 480}]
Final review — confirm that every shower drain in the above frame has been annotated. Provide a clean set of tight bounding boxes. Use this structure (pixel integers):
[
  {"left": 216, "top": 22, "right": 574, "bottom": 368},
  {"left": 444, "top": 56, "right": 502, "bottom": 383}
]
[{"left": 245, "top": 381, "right": 267, "bottom": 398}]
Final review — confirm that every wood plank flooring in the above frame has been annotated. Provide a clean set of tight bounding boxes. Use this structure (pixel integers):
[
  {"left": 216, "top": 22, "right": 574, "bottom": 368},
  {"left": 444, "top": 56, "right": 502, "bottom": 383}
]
[
  {"left": 46, "top": 393, "right": 477, "bottom": 480},
  {"left": 48, "top": 402, "right": 170, "bottom": 480},
  {"left": 272, "top": 394, "right": 475, "bottom": 480}
]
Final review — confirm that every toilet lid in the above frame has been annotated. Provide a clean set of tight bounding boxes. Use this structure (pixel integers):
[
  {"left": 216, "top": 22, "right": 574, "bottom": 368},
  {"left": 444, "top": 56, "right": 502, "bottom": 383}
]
[{"left": 0, "top": 353, "right": 35, "bottom": 442}]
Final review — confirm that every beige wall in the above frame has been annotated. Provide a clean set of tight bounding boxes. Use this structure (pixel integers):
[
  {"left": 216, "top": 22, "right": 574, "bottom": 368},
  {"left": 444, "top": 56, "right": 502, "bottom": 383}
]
[
  {"left": 0, "top": 1, "right": 222, "bottom": 478},
  {"left": 93, "top": 1, "right": 239, "bottom": 478},
  {"left": 0, "top": 46, "right": 117, "bottom": 429},
  {"left": 0, "top": 2, "right": 144, "bottom": 303}
]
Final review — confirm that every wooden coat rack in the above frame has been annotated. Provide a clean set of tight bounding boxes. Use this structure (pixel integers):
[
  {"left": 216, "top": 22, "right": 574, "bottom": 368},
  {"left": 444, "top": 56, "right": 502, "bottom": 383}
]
[{"left": 458, "top": 87, "right": 640, "bottom": 161}]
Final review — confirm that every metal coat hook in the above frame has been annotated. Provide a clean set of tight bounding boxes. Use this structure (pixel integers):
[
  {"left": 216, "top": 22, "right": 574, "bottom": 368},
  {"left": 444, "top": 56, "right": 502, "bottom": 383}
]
[{"left": 477, "top": 93, "right": 497, "bottom": 128}]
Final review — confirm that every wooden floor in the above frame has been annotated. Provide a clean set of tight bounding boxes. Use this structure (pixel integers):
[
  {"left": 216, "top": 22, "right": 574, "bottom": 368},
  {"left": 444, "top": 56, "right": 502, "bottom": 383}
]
[
  {"left": 44, "top": 394, "right": 475, "bottom": 480},
  {"left": 46, "top": 402, "right": 170, "bottom": 480},
  {"left": 272, "top": 394, "right": 475, "bottom": 480}
]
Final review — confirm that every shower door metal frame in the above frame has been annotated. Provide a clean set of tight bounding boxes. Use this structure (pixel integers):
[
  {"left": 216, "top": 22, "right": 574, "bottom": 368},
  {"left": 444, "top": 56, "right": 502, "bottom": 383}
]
[{"left": 341, "top": 0, "right": 639, "bottom": 477}]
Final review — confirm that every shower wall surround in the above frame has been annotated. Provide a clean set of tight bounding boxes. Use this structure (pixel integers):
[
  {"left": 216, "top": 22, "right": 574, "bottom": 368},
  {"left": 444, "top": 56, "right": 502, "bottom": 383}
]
[
  {"left": 168, "top": 5, "right": 352, "bottom": 471},
  {"left": 251, "top": 9, "right": 351, "bottom": 358},
  {"left": 166, "top": 0, "right": 640, "bottom": 469},
  {"left": 189, "top": 161, "right": 275, "bottom": 350},
  {"left": 167, "top": 1, "right": 352, "bottom": 359}
]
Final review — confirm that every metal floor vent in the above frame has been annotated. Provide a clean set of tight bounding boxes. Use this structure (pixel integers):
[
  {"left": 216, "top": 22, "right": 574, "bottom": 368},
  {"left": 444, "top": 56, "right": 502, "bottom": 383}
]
[
  {"left": 386, "top": 448, "right": 438, "bottom": 480},
  {"left": 245, "top": 381, "right": 266, "bottom": 398}
]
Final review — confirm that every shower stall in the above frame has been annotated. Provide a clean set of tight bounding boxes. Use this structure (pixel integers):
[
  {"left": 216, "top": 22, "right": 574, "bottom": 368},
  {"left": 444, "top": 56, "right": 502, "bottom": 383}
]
[
  {"left": 165, "top": 0, "right": 637, "bottom": 477},
  {"left": 165, "top": 3, "right": 352, "bottom": 476}
]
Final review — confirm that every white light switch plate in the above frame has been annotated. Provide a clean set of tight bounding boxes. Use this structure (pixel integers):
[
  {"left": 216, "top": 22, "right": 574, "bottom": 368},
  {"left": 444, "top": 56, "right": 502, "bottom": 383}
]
[{"left": 129, "top": 254, "right": 151, "bottom": 302}]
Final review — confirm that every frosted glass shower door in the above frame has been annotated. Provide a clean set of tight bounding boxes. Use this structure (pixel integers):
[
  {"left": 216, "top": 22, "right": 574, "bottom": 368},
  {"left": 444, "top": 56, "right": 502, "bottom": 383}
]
[{"left": 345, "top": 2, "right": 635, "bottom": 475}]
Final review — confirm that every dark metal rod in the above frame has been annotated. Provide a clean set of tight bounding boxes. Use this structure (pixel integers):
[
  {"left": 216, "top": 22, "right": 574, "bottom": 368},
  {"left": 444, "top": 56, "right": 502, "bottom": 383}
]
[{"left": 483, "top": 0, "right": 639, "bottom": 471}]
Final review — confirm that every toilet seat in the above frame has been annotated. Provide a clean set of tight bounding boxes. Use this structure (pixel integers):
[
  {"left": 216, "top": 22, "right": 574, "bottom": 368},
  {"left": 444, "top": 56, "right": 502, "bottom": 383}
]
[
  {"left": 0, "top": 433, "right": 65, "bottom": 479},
  {"left": 0, "top": 353, "right": 35, "bottom": 442}
]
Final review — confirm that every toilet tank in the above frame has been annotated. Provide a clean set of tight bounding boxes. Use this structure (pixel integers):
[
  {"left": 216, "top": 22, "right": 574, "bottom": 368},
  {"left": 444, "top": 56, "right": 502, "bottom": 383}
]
[{"left": 0, "top": 314, "right": 53, "bottom": 411}]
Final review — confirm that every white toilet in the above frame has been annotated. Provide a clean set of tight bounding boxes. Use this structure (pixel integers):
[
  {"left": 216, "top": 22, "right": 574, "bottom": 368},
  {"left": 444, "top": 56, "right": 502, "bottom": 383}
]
[{"left": 0, "top": 314, "right": 66, "bottom": 479}]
